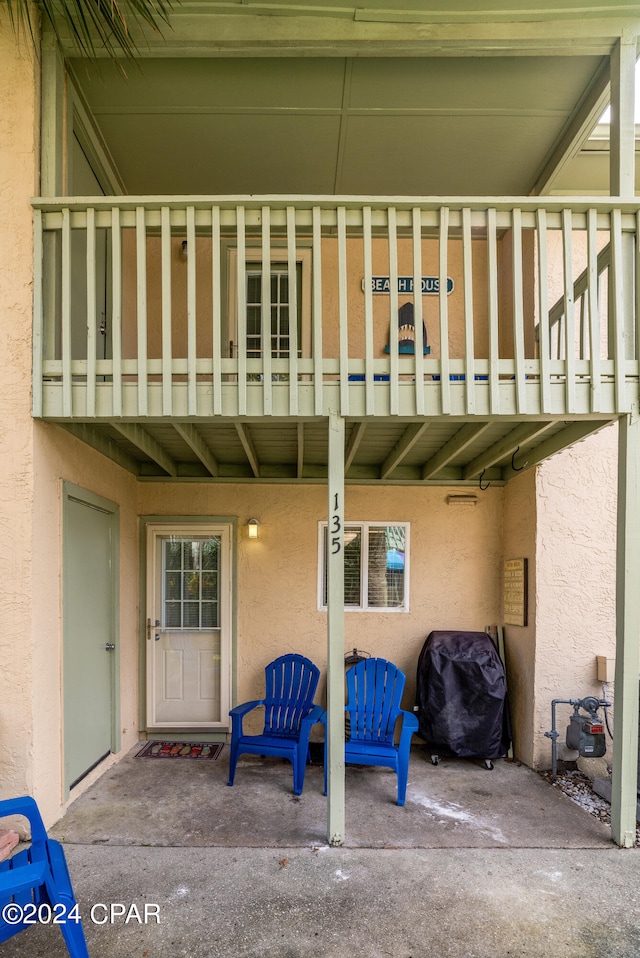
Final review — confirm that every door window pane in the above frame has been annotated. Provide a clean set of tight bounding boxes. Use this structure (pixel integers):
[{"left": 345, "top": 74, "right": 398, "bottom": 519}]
[{"left": 162, "top": 537, "right": 221, "bottom": 628}]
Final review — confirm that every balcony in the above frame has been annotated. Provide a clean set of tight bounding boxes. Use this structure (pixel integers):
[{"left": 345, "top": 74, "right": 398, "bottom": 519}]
[{"left": 32, "top": 195, "right": 640, "bottom": 483}]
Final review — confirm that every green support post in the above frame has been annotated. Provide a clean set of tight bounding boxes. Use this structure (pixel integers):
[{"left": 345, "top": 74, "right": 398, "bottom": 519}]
[
  {"left": 327, "top": 411, "right": 346, "bottom": 846},
  {"left": 611, "top": 411, "right": 640, "bottom": 847}
]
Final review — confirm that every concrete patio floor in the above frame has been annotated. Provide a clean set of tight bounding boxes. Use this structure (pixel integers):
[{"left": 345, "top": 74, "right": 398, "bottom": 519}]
[
  {"left": 4, "top": 743, "right": 640, "bottom": 957},
  {"left": 51, "top": 742, "right": 611, "bottom": 850}
]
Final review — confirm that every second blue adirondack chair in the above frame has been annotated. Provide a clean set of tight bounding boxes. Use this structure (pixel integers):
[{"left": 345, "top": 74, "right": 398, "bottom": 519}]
[
  {"left": 324, "top": 657, "right": 418, "bottom": 806},
  {"left": 228, "top": 653, "right": 325, "bottom": 795},
  {"left": 0, "top": 795, "right": 90, "bottom": 957}
]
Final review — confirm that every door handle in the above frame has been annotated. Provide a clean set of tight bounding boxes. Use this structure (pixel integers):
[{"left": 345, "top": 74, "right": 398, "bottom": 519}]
[{"left": 104, "top": 643, "right": 116, "bottom": 651}]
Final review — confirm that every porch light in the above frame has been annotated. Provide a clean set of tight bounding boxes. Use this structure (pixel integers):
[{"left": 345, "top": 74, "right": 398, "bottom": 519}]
[
  {"left": 247, "top": 518, "right": 260, "bottom": 539},
  {"left": 446, "top": 494, "right": 478, "bottom": 506}
]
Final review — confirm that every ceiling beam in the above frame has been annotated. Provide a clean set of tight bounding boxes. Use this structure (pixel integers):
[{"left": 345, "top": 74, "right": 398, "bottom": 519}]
[
  {"left": 57, "top": 8, "right": 638, "bottom": 57},
  {"left": 111, "top": 423, "right": 178, "bottom": 476},
  {"left": 380, "top": 422, "right": 429, "bottom": 480},
  {"left": 63, "top": 423, "right": 140, "bottom": 475},
  {"left": 500, "top": 420, "right": 609, "bottom": 481},
  {"left": 174, "top": 423, "right": 219, "bottom": 477},
  {"left": 235, "top": 423, "right": 261, "bottom": 477},
  {"left": 463, "top": 421, "right": 556, "bottom": 480},
  {"left": 533, "top": 57, "right": 612, "bottom": 195},
  {"left": 421, "top": 421, "right": 491, "bottom": 480},
  {"left": 345, "top": 421, "right": 367, "bottom": 472}
]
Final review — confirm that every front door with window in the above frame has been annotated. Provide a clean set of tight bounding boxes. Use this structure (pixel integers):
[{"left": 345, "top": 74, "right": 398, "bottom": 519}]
[{"left": 146, "top": 523, "right": 232, "bottom": 729}]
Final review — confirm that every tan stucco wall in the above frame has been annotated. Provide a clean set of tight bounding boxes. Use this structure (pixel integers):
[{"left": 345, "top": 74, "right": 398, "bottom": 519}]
[
  {"left": 31, "top": 424, "right": 140, "bottom": 823},
  {"left": 1, "top": 21, "right": 142, "bottom": 825},
  {"left": 502, "top": 469, "right": 537, "bottom": 767},
  {"left": 502, "top": 426, "right": 618, "bottom": 770},
  {"left": 139, "top": 481, "right": 504, "bottom": 723},
  {"left": 0, "top": 14, "right": 40, "bottom": 802},
  {"left": 120, "top": 234, "right": 501, "bottom": 362},
  {"left": 532, "top": 424, "right": 617, "bottom": 768},
  {"left": 1, "top": 16, "right": 622, "bottom": 824}
]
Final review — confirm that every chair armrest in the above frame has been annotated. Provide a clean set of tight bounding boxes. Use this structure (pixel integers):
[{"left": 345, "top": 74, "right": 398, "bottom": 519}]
[
  {"left": 0, "top": 796, "right": 47, "bottom": 844},
  {"left": 0, "top": 860, "right": 48, "bottom": 896},
  {"left": 229, "top": 699, "right": 264, "bottom": 738},
  {"left": 300, "top": 705, "right": 325, "bottom": 730},
  {"left": 229, "top": 699, "right": 263, "bottom": 719},
  {"left": 398, "top": 709, "right": 419, "bottom": 745}
]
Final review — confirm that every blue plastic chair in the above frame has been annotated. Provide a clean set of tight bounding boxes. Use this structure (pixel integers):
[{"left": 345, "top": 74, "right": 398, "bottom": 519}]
[
  {"left": 0, "top": 795, "right": 90, "bottom": 956},
  {"left": 228, "top": 654, "right": 325, "bottom": 795},
  {"left": 324, "top": 657, "right": 418, "bottom": 806}
]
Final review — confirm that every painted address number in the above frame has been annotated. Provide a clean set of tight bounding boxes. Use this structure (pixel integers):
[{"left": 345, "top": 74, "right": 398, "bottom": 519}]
[{"left": 331, "top": 493, "right": 341, "bottom": 554}]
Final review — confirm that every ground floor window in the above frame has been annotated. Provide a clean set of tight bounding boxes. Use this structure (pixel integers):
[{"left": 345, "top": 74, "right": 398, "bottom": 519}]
[{"left": 319, "top": 522, "right": 409, "bottom": 612}]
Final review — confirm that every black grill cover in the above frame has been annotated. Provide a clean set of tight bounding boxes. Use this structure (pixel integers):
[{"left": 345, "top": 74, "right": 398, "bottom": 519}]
[{"left": 416, "top": 631, "right": 511, "bottom": 759}]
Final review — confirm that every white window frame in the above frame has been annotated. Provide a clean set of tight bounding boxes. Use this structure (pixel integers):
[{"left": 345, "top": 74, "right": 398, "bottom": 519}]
[
  {"left": 317, "top": 520, "right": 410, "bottom": 613},
  {"left": 227, "top": 247, "right": 312, "bottom": 359}
]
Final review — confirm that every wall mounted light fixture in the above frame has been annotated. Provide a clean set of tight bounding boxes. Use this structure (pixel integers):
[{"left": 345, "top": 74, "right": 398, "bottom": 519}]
[
  {"left": 181, "top": 240, "right": 188, "bottom": 259},
  {"left": 446, "top": 494, "right": 478, "bottom": 506},
  {"left": 247, "top": 518, "right": 260, "bottom": 539}
]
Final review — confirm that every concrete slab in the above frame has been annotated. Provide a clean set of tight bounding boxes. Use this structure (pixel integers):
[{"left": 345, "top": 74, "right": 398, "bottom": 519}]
[
  {"left": 51, "top": 742, "right": 611, "bottom": 849},
  {"left": 3, "top": 845, "right": 640, "bottom": 957},
  {"left": 4, "top": 744, "right": 638, "bottom": 958}
]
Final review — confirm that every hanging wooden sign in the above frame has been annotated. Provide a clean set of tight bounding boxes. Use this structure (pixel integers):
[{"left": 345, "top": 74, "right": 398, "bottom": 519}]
[{"left": 503, "top": 558, "right": 528, "bottom": 627}]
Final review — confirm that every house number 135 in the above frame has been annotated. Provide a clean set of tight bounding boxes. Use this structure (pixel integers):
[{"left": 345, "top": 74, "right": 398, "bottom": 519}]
[{"left": 331, "top": 493, "right": 341, "bottom": 554}]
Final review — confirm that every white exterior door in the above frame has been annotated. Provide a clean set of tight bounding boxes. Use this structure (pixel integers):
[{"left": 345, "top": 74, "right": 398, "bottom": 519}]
[{"left": 146, "top": 524, "right": 232, "bottom": 730}]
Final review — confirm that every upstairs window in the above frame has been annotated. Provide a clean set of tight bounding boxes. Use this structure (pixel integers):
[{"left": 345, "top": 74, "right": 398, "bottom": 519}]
[
  {"left": 318, "top": 522, "right": 409, "bottom": 612},
  {"left": 228, "top": 248, "right": 311, "bottom": 359}
]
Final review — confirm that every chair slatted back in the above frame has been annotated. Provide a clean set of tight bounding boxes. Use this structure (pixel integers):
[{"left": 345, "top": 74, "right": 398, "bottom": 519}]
[
  {"left": 346, "top": 658, "right": 406, "bottom": 745},
  {"left": 263, "top": 654, "right": 320, "bottom": 737}
]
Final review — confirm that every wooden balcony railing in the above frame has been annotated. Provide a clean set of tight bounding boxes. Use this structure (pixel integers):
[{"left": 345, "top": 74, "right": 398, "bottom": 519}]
[{"left": 32, "top": 197, "right": 640, "bottom": 421}]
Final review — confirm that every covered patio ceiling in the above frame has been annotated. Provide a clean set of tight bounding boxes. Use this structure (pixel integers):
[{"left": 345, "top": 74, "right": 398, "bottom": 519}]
[
  {"left": 70, "top": 53, "right": 612, "bottom": 198},
  {"left": 58, "top": 4, "right": 631, "bottom": 485},
  {"left": 64, "top": 0, "right": 640, "bottom": 199},
  {"left": 73, "top": 55, "right": 620, "bottom": 196},
  {"left": 59, "top": 416, "right": 612, "bottom": 484}
]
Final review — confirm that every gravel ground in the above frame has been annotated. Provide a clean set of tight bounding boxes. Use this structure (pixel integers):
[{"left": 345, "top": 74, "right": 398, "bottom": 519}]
[{"left": 540, "top": 766, "right": 640, "bottom": 846}]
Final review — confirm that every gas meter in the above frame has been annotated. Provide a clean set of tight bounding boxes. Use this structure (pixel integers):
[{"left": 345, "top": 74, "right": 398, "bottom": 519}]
[
  {"left": 545, "top": 695, "right": 611, "bottom": 777},
  {"left": 564, "top": 697, "right": 606, "bottom": 758}
]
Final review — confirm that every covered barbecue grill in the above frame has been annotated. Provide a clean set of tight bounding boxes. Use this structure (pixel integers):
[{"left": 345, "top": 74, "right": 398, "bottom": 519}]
[{"left": 415, "top": 630, "right": 511, "bottom": 767}]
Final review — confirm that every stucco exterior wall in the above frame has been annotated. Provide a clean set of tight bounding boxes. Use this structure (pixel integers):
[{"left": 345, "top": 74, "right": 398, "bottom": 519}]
[
  {"left": 503, "top": 426, "right": 617, "bottom": 770},
  {"left": 31, "top": 424, "right": 140, "bottom": 824},
  {"left": 1, "top": 15, "right": 623, "bottom": 824},
  {"left": 502, "top": 469, "right": 537, "bottom": 767},
  {"left": 0, "top": 15, "right": 40, "bottom": 801},
  {"left": 120, "top": 234, "right": 497, "bottom": 362},
  {"left": 139, "top": 481, "right": 504, "bottom": 725},
  {"left": 533, "top": 424, "right": 617, "bottom": 768},
  {"left": 0, "top": 20, "right": 143, "bottom": 824}
]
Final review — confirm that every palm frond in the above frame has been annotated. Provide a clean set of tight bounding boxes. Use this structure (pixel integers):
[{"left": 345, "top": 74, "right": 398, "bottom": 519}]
[{"left": 4, "top": 0, "right": 175, "bottom": 59}]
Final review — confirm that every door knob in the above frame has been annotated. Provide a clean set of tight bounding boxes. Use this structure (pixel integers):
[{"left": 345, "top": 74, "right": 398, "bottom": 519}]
[{"left": 104, "top": 643, "right": 116, "bottom": 651}]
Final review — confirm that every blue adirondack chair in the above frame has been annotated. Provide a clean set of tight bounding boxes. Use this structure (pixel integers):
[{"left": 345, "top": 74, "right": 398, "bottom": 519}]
[
  {"left": 228, "top": 653, "right": 325, "bottom": 795},
  {"left": 0, "top": 795, "right": 90, "bottom": 957},
  {"left": 324, "top": 657, "right": 418, "bottom": 806}
]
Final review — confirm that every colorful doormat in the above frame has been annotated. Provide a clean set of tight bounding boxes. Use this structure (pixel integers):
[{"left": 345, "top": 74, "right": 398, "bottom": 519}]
[{"left": 135, "top": 741, "right": 224, "bottom": 761}]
